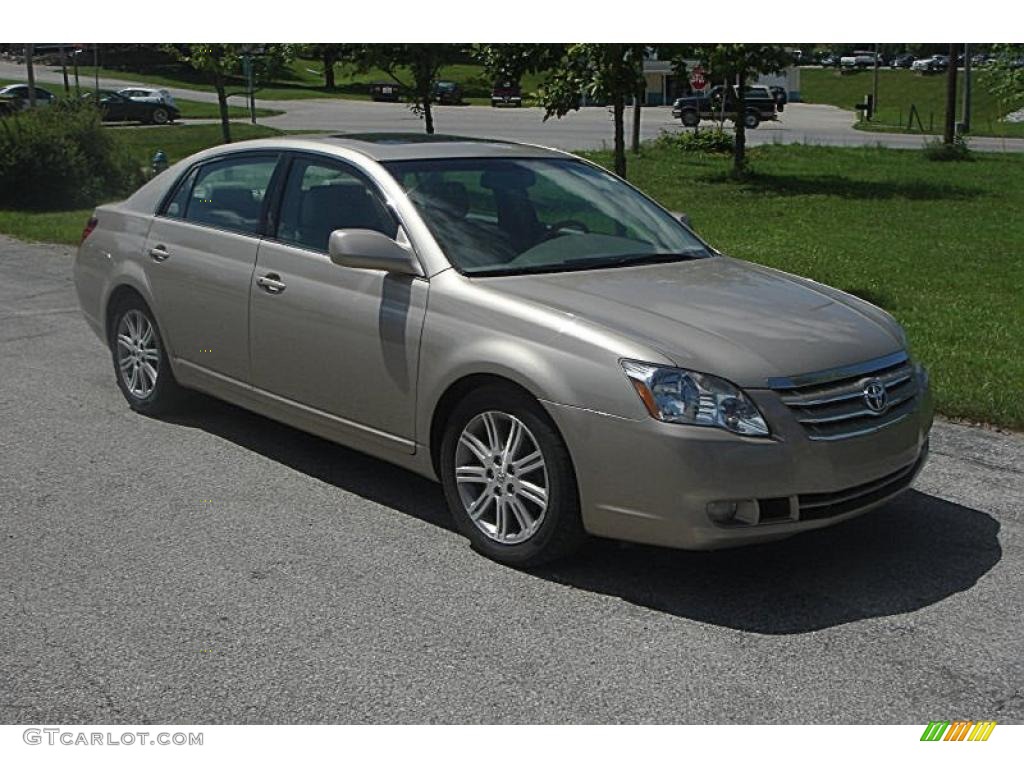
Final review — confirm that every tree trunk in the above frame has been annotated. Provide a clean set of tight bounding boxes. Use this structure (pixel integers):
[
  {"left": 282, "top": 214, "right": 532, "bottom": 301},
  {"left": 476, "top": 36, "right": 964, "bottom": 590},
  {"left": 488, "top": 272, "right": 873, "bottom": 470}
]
[
  {"left": 25, "top": 44, "right": 37, "bottom": 108},
  {"left": 613, "top": 93, "right": 626, "bottom": 178},
  {"left": 214, "top": 71, "right": 232, "bottom": 144},
  {"left": 943, "top": 43, "right": 958, "bottom": 145},
  {"left": 323, "top": 52, "right": 336, "bottom": 90},
  {"left": 631, "top": 81, "right": 642, "bottom": 154},
  {"left": 423, "top": 96, "right": 434, "bottom": 134},
  {"left": 733, "top": 73, "right": 747, "bottom": 177}
]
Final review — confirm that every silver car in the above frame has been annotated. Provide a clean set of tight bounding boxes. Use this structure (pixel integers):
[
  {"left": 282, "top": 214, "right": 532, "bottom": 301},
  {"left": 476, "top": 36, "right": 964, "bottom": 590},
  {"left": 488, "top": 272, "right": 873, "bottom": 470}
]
[{"left": 74, "top": 134, "right": 933, "bottom": 566}]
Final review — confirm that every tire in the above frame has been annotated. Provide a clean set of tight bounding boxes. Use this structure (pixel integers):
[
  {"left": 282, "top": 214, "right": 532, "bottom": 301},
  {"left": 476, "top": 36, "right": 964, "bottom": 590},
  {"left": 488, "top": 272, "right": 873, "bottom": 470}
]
[
  {"left": 108, "top": 294, "right": 184, "bottom": 416},
  {"left": 680, "top": 109, "right": 700, "bottom": 128},
  {"left": 743, "top": 110, "right": 761, "bottom": 129},
  {"left": 151, "top": 107, "right": 169, "bottom": 125},
  {"left": 439, "top": 384, "right": 586, "bottom": 567}
]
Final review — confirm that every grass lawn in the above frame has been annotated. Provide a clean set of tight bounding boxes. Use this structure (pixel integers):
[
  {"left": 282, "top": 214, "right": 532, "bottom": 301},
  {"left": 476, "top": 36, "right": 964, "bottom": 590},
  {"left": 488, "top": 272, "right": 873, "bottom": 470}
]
[
  {"left": 581, "top": 144, "right": 1024, "bottom": 430},
  {"left": 801, "top": 68, "right": 1024, "bottom": 139}
]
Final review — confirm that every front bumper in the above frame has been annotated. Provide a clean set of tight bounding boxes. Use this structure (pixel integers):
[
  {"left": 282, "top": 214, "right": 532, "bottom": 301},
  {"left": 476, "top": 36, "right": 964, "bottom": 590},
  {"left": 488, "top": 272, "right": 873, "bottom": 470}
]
[{"left": 543, "top": 371, "right": 933, "bottom": 550}]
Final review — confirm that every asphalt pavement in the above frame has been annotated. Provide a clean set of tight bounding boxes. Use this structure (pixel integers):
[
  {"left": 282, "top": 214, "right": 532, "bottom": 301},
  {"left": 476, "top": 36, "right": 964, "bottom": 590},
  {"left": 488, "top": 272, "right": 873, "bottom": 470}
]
[
  {"left": 0, "top": 235, "right": 1022, "bottom": 723},
  {"left": 4, "top": 60, "right": 1024, "bottom": 153}
]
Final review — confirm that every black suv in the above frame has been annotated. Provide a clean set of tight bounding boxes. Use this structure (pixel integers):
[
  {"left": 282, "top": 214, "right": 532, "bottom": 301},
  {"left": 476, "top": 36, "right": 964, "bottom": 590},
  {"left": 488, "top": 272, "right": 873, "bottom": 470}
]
[{"left": 672, "top": 85, "right": 779, "bottom": 129}]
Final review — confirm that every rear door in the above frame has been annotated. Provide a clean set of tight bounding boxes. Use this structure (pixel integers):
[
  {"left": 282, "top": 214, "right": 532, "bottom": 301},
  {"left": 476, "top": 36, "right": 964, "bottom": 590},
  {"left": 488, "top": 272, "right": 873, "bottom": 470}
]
[
  {"left": 142, "top": 152, "right": 282, "bottom": 384},
  {"left": 249, "top": 153, "right": 428, "bottom": 449}
]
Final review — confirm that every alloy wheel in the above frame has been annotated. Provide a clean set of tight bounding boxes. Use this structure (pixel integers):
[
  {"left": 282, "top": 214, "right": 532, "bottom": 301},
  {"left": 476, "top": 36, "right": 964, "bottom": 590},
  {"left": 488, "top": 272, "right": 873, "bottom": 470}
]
[
  {"left": 454, "top": 411, "right": 549, "bottom": 544},
  {"left": 116, "top": 309, "right": 160, "bottom": 399}
]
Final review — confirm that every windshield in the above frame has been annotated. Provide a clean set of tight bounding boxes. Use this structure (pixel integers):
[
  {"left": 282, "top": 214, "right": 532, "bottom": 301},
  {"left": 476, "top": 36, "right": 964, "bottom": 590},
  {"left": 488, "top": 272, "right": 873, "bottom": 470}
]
[{"left": 383, "top": 157, "right": 712, "bottom": 276}]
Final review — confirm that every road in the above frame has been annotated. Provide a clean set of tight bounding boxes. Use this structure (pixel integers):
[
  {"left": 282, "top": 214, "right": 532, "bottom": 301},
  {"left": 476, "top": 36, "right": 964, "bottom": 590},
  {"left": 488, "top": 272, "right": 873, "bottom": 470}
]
[
  {"left": 4, "top": 60, "right": 1024, "bottom": 153},
  {"left": 1, "top": 235, "right": 1022, "bottom": 723}
]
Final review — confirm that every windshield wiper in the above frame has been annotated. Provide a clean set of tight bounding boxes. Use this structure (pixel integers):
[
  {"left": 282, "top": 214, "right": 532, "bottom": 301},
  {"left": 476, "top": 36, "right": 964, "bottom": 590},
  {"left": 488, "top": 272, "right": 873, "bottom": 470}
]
[{"left": 562, "top": 252, "right": 706, "bottom": 269}]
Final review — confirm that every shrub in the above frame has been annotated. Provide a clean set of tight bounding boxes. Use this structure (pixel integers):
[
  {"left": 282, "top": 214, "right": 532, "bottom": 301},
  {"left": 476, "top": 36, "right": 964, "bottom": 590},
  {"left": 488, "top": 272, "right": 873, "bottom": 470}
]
[
  {"left": 0, "top": 101, "right": 143, "bottom": 210},
  {"left": 655, "top": 127, "right": 734, "bottom": 155},
  {"left": 922, "top": 134, "right": 973, "bottom": 162}
]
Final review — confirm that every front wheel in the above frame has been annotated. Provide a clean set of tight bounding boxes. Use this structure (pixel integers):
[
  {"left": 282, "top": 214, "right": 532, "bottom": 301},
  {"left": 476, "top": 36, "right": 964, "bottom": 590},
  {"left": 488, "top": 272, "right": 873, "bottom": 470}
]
[
  {"left": 439, "top": 386, "right": 586, "bottom": 567},
  {"left": 680, "top": 109, "right": 700, "bottom": 127},
  {"left": 151, "top": 107, "right": 170, "bottom": 125},
  {"left": 743, "top": 110, "right": 761, "bottom": 129}
]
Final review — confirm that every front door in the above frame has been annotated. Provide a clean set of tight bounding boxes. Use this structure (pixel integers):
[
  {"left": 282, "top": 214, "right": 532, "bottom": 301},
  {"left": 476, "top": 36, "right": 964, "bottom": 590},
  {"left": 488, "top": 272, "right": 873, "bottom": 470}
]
[
  {"left": 249, "top": 154, "right": 428, "bottom": 450},
  {"left": 142, "top": 152, "right": 281, "bottom": 384}
]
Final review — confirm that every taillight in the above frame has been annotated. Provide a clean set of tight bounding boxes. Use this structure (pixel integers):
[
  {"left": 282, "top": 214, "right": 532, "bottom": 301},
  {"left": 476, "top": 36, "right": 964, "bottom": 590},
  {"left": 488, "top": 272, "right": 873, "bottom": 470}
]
[{"left": 80, "top": 216, "right": 98, "bottom": 245}]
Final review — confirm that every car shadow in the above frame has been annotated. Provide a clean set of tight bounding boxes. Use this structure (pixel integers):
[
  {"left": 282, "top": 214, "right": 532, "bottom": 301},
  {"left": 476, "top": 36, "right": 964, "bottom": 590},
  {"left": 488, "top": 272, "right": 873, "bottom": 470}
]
[{"left": 163, "top": 393, "right": 1002, "bottom": 635}]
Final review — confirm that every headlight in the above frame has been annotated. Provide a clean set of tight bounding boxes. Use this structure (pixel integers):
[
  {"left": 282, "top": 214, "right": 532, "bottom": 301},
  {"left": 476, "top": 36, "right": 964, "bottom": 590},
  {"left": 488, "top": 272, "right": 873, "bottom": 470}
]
[{"left": 621, "top": 360, "right": 770, "bottom": 437}]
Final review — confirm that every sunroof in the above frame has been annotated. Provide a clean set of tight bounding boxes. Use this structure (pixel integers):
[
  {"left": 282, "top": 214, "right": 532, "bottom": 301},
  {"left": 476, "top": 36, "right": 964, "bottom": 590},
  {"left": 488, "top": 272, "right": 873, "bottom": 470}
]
[{"left": 331, "top": 133, "right": 506, "bottom": 145}]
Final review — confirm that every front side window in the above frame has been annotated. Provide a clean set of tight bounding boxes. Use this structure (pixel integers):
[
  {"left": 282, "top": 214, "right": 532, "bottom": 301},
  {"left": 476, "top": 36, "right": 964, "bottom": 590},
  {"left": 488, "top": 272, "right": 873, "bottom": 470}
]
[
  {"left": 275, "top": 157, "right": 397, "bottom": 253},
  {"left": 183, "top": 156, "right": 279, "bottom": 236},
  {"left": 384, "top": 157, "right": 711, "bottom": 276}
]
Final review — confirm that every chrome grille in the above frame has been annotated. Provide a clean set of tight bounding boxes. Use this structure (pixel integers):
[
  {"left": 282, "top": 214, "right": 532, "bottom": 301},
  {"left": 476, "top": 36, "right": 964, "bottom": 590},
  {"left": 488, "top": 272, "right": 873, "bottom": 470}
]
[{"left": 771, "top": 353, "right": 919, "bottom": 441}]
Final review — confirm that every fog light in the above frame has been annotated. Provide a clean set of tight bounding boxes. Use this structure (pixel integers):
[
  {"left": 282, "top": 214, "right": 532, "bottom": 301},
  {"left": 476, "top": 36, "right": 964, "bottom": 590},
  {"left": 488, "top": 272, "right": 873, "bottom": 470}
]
[
  {"left": 707, "top": 500, "right": 739, "bottom": 523},
  {"left": 706, "top": 499, "right": 759, "bottom": 526}
]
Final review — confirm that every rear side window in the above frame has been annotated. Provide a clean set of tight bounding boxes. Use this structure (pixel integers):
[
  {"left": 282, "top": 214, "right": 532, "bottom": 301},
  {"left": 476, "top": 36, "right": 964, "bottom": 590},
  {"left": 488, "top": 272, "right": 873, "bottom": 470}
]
[
  {"left": 183, "top": 156, "right": 279, "bottom": 236},
  {"left": 275, "top": 156, "right": 397, "bottom": 253}
]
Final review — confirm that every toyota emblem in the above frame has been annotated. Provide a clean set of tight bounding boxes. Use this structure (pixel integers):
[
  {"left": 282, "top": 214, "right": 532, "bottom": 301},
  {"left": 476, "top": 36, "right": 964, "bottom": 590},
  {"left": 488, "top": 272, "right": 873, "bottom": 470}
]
[{"left": 863, "top": 378, "right": 888, "bottom": 413}]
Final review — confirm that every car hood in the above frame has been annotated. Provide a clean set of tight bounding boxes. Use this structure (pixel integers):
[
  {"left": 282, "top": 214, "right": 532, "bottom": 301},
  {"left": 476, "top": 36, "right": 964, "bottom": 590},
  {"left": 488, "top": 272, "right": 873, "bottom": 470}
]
[{"left": 486, "top": 256, "right": 903, "bottom": 388}]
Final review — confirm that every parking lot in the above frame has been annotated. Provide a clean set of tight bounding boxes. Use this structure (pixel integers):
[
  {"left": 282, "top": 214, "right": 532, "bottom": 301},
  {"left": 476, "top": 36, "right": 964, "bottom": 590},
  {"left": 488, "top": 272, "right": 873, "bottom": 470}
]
[{"left": 1, "top": 234, "right": 1022, "bottom": 723}]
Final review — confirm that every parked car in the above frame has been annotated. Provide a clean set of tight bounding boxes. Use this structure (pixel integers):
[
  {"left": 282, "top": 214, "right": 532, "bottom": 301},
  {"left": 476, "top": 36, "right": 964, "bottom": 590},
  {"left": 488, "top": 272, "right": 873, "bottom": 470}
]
[
  {"left": 841, "top": 51, "right": 881, "bottom": 70},
  {"left": 72, "top": 133, "right": 933, "bottom": 566},
  {"left": 432, "top": 80, "right": 463, "bottom": 105},
  {"left": 819, "top": 52, "right": 840, "bottom": 68},
  {"left": 912, "top": 55, "right": 949, "bottom": 73},
  {"left": 672, "top": 84, "right": 778, "bottom": 128},
  {"left": 491, "top": 79, "right": 522, "bottom": 108},
  {"left": 889, "top": 53, "right": 915, "bottom": 69},
  {"left": 85, "top": 90, "right": 179, "bottom": 124},
  {"left": 0, "top": 83, "right": 56, "bottom": 113},
  {"left": 369, "top": 82, "right": 401, "bottom": 102},
  {"left": 117, "top": 87, "right": 177, "bottom": 109}
]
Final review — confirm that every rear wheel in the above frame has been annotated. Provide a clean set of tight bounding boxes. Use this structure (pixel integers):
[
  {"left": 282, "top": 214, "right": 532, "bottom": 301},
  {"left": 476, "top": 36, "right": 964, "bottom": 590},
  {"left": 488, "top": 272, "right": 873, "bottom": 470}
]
[
  {"left": 439, "top": 385, "right": 586, "bottom": 567},
  {"left": 743, "top": 110, "right": 761, "bottom": 129},
  {"left": 109, "top": 295, "right": 183, "bottom": 415}
]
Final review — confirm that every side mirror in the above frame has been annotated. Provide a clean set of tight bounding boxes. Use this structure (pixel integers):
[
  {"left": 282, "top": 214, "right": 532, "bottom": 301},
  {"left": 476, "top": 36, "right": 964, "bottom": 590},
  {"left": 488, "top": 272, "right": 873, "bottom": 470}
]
[
  {"left": 328, "top": 229, "right": 422, "bottom": 276},
  {"left": 672, "top": 211, "right": 692, "bottom": 229}
]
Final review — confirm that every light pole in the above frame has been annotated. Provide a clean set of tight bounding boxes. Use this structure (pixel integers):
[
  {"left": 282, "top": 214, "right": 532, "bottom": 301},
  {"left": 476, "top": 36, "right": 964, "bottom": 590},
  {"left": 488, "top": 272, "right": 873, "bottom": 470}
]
[
  {"left": 962, "top": 43, "right": 972, "bottom": 133},
  {"left": 25, "top": 44, "right": 37, "bottom": 108}
]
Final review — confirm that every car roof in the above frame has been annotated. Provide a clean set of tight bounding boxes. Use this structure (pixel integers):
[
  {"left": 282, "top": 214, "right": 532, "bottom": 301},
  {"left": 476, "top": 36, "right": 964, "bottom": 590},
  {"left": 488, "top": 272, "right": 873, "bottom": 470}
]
[{"left": 207, "top": 133, "right": 569, "bottom": 162}]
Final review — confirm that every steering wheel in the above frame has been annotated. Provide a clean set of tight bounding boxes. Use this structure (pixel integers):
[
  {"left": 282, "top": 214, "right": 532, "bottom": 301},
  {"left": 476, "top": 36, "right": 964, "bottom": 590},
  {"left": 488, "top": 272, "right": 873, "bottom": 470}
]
[{"left": 543, "top": 219, "right": 590, "bottom": 240}]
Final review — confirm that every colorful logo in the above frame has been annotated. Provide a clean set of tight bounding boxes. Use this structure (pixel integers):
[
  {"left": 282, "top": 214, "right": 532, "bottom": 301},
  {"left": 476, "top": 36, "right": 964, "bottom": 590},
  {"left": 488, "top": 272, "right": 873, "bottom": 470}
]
[{"left": 921, "top": 721, "right": 997, "bottom": 741}]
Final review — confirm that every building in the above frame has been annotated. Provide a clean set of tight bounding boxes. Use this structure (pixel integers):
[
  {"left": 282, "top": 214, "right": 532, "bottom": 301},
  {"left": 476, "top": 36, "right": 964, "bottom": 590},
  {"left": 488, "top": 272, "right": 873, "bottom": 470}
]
[{"left": 641, "top": 54, "right": 801, "bottom": 106}]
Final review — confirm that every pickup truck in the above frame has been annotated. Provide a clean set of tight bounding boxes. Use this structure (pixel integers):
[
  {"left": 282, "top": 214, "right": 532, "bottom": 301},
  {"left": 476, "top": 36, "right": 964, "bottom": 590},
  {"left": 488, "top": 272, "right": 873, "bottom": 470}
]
[{"left": 671, "top": 85, "right": 779, "bottom": 129}]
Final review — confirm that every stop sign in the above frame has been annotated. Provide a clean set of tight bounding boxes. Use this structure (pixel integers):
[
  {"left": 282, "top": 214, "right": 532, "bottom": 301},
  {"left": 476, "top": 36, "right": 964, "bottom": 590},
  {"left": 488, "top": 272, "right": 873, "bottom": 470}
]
[{"left": 690, "top": 67, "right": 707, "bottom": 91}]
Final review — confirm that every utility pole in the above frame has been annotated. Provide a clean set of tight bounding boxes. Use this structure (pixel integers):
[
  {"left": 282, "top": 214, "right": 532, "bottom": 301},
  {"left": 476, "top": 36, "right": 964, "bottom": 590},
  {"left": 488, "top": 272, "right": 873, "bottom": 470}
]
[
  {"left": 59, "top": 45, "right": 70, "bottom": 95},
  {"left": 93, "top": 44, "right": 100, "bottom": 106},
  {"left": 25, "top": 44, "right": 37, "bottom": 108},
  {"left": 872, "top": 43, "right": 880, "bottom": 119},
  {"left": 943, "top": 42, "right": 958, "bottom": 145},
  {"left": 961, "top": 42, "right": 972, "bottom": 133}
]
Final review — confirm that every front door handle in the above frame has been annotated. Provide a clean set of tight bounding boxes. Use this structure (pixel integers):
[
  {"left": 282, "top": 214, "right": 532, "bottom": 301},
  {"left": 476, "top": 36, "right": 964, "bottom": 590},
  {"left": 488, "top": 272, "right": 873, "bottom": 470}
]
[
  {"left": 256, "top": 273, "right": 286, "bottom": 294},
  {"left": 149, "top": 245, "right": 170, "bottom": 262}
]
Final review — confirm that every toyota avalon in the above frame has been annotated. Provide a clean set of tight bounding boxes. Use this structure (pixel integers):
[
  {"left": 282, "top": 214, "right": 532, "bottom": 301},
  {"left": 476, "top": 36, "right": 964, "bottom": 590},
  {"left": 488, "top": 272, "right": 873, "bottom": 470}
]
[{"left": 73, "top": 133, "right": 933, "bottom": 566}]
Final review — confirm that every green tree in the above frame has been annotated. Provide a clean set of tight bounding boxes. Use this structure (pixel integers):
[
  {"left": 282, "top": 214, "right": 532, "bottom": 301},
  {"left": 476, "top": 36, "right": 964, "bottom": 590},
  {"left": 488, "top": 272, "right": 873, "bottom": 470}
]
[
  {"left": 535, "top": 43, "right": 646, "bottom": 179},
  {"left": 473, "top": 43, "right": 563, "bottom": 84},
  {"left": 303, "top": 44, "right": 358, "bottom": 90},
  {"left": 354, "top": 44, "right": 465, "bottom": 134},
  {"left": 688, "top": 45, "right": 792, "bottom": 176},
  {"left": 984, "top": 44, "right": 1024, "bottom": 112},
  {"left": 167, "top": 44, "right": 294, "bottom": 144}
]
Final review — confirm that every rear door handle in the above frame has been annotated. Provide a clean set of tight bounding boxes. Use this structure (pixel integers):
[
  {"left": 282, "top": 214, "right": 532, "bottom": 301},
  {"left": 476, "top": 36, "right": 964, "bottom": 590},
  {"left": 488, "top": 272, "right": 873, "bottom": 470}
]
[
  {"left": 256, "top": 273, "right": 286, "bottom": 294},
  {"left": 149, "top": 245, "right": 170, "bottom": 262}
]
